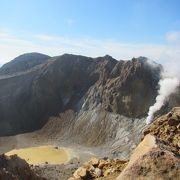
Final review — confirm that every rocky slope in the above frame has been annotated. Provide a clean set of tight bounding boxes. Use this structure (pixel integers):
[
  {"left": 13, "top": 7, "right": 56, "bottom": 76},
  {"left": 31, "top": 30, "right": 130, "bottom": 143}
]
[
  {"left": 144, "top": 107, "right": 180, "bottom": 153},
  {"left": 0, "top": 154, "right": 44, "bottom": 180},
  {"left": 33, "top": 108, "right": 146, "bottom": 158},
  {"left": 0, "top": 54, "right": 162, "bottom": 136},
  {"left": 69, "top": 107, "right": 180, "bottom": 180},
  {"left": 118, "top": 107, "right": 180, "bottom": 180},
  {"left": 117, "top": 134, "right": 180, "bottom": 180}
]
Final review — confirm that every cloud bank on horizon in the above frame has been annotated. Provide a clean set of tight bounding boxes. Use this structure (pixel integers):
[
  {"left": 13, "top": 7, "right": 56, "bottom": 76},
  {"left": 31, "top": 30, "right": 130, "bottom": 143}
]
[{"left": 0, "top": 29, "right": 180, "bottom": 68}]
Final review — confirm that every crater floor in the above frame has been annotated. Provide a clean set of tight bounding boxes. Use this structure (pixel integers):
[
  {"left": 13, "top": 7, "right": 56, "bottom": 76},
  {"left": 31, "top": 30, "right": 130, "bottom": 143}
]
[{"left": 5, "top": 145, "right": 71, "bottom": 165}]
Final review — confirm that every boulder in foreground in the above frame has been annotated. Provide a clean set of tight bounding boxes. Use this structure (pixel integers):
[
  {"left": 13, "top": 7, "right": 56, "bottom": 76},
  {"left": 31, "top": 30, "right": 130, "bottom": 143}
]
[{"left": 0, "top": 154, "right": 45, "bottom": 180}]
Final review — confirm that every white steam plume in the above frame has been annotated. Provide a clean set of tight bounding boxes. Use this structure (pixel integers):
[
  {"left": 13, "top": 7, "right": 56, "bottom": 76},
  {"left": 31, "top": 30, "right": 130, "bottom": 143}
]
[{"left": 146, "top": 73, "right": 179, "bottom": 125}]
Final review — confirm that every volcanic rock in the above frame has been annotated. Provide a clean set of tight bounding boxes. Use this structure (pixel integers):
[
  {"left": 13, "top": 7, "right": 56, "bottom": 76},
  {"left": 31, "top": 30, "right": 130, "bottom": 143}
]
[
  {"left": 70, "top": 157, "right": 128, "bottom": 179},
  {"left": 143, "top": 107, "right": 180, "bottom": 153},
  {"left": 73, "top": 167, "right": 90, "bottom": 179},
  {"left": 94, "top": 168, "right": 102, "bottom": 177},
  {"left": 89, "top": 157, "right": 99, "bottom": 166},
  {"left": 0, "top": 154, "right": 44, "bottom": 180},
  {"left": 117, "top": 134, "right": 180, "bottom": 180}
]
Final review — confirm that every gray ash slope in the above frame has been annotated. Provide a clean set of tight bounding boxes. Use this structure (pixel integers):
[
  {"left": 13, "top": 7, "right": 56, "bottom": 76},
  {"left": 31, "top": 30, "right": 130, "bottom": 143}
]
[{"left": 0, "top": 53, "right": 179, "bottom": 156}]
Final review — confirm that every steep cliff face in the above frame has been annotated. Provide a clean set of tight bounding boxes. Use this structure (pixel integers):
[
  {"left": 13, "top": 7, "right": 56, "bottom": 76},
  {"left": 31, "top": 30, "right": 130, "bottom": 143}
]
[
  {"left": 0, "top": 54, "right": 166, "bottom": 136},
  {"left": 81, "top": 57, "right": 161, "bottom": 117}
]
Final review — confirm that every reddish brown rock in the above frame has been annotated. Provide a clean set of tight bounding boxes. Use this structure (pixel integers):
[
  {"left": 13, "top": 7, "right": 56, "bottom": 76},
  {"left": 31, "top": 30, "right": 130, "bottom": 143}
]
[{"left": 143, "top": 107, "right": 180, "bottom": 154}]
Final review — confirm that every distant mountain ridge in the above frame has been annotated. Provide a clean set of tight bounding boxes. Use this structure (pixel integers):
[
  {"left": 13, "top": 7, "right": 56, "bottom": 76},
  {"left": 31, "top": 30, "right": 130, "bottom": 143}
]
[{"left": 0, "top": 52, "right": 50, "bottom": 75}]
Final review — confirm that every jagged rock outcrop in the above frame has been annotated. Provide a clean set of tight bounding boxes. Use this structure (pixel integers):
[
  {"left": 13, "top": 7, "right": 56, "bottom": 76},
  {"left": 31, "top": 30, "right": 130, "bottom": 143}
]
[
  {"left": 144, "top": 107, "right": 180, "bottom": 153},
  {"left": 81, "top": 56, "right": 161, "bottom": 117},
  {"left": 69, "top": 157, "right": 128, "bottom": 180},
  {"left": 0, "top": 54, "right": 162, "bottom": 136},
  {"left": 0, "top": 154, "right": 44, "bottom": 180}
]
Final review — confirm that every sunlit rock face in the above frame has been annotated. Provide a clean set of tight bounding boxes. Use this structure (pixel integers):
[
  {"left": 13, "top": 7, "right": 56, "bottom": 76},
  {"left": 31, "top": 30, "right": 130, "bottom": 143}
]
[
  {"left": 117, "top": 135, "right": 180, "bottom": 180},
  {"left": 143, "top": 107, "right": 180, "bottom": 154}
]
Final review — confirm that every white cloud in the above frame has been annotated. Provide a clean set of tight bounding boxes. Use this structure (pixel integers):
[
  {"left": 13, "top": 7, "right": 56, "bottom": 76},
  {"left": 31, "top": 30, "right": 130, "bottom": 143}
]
[
  {"left": 34, "top": 34, "right": 57, "bottom": 41},
  {"left": 0, "top": 31, "right": 10, "bottom": 38},
  {"left": 0, "top": 29, "right": 180, "bottom": 73},
  {"left": 166, "top": 31, "right": 180, "bottom": 43}
]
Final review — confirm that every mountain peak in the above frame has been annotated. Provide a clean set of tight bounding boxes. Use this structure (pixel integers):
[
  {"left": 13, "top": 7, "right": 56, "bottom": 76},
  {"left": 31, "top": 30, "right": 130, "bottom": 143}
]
[
  {"left": 12, "top": 52, "right": 50, "bottom": 62},
  {"left": 0, "top": 52, "right": 50, "bottom": 75}
]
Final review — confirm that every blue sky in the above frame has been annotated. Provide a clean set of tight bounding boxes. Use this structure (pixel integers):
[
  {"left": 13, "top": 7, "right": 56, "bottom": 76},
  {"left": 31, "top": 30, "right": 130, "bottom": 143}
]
[{"left": 0, "top": 0, "right": 180, "bottom": 65}]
